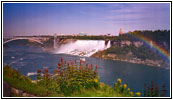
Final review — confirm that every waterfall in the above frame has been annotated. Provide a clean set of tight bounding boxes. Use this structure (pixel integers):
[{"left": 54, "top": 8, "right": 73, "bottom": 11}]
[
  {"left": 55, "top": 40, "right": 111, "bottom": 57},
  {"left": 106, "top": 40, "right": 111, "bottom": 49}
]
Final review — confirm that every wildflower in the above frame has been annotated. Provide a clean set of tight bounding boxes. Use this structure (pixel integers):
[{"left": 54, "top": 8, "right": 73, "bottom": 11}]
[
  {"left": 67, "top": 63, "right": 70, "bottom": 67},
  {"left": 94, "top": 69, "right": 97, "bottom": 74},
  {"left": 129, "top": 92, "right": 133, "bottom": 96},
  {"left": 95, "top": 65, "right": 98, "bottom": 69},
  {"left": 135, "top": 92, "right": 141, "bottom": 97},
  {"left": 37, "top": 69, "right": 41, "bottom": 79},
  {"left": 94, "top": 79, "right": 98, "bottom": 83},
  {"left": 58, "top": 62, "right": 61, "bottom": 68},
  {"left": 161, "top": 84, "right": 167, "bottom": 97},
  {"left": 123, "top": 84, "right": 127, "bottom": 89},
  {"left": 120, "top": 85, "right": 123, "bottom": 88},
  {"left": 155, "top": 85, "right": 159, "bottom": 96},
  {"left": 88, "top": 66, "right": 91, "bottom": 70},
  {"left": 60, "top": 71, "right": 63, "bottom": 76},
  {"left": 80, "top": 66, "right": 83, "bottom": 71},
  {"left": 80, "top": 60, "right": 82, "bottom": 65},
  {"left": 71, "top": 61, "right": 74, "bottom": 65},
  {"left": 128, "top": 88, "right": 130, "bottom": 91},
  {"left": 117, "top": 78, "right": 121, "bottom": 84},
  {"left": 37, "top": 69, "right": 41, "bottom": 73},
  {"left": 86, "top": 63, "right": 88, "bottom": 67},
  {"left": 54, "top": 69, "right": 60, "bottom": 73},
  {"left": 44, "top": 73, "right": 49, "bottom": 78},
  {"left": 44, "top": 68, "right": 48, "bottom": 73},
  {"left": 150, "top": 81, "right": 154, "bottom": 91},
  {"left": 99, "top": 84, "right": 103, "bottom": 89},
  {"left": 61, "top": 58, "right": 63, "bottom": 62},
  {"left": 113, "top": 83, "right": 117, "bottom": 88},
  {"left": 67, "top": 65, "right": 71, "bottom": 70}
]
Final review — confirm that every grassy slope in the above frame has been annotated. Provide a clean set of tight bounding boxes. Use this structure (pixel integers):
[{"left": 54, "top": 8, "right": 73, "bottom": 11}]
[
  {"left": 3, "top": 66, "right": 63, "bottom": 97},
  {"left": 3, "top": 66, "right": 132, "bottom": 97},
  {"left": 71, "top": 83, "right": 131, "bottom": 97}
]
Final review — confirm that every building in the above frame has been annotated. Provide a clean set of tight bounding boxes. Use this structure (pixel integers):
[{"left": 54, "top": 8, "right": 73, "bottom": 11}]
[
  {"left": 79, "top": 32, "right": 87, "bottom": 36},
  {"left": 54, "top": 33, "right": 57, "bottom": 37},
  {"left": 119, "top": 28, "right": 123, "bottom": 35}
]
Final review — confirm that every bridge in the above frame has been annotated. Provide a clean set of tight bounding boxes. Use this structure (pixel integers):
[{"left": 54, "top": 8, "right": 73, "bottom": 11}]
[
  {"left": 3, "top": 35, "right": 62, "bottom": 49},
  {"left": 3, "top": 37, "right": 44, "bottom": 45}
]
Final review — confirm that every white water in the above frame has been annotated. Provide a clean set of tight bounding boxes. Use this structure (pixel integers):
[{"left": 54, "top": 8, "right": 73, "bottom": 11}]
[{"left": 55, "top": 40, "right": 111, "bottom": 57}]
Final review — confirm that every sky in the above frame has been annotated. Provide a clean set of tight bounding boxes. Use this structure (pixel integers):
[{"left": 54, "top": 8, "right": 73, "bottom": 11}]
[{"left": 3, "top": 3, "right": 170, "bottom": 36}]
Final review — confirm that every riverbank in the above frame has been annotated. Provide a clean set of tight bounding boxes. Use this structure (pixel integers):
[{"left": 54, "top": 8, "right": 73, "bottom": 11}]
[
  {"left": 3, "top": 65, "right": 134, "bottom": 97},
  {"left": 91, "top": 50, "right": 169, "bottom": 68}
]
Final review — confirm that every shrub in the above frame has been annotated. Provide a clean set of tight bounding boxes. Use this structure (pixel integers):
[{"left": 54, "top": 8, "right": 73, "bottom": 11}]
[
  {"left": 3, "top": 65, "right": 60, "bottom": 97},
  {"left": 113, "top": 78, "right": 141, "bottom": 97},
  {"left": 37, "top": 58, "right": 99, "bottom": 96},
  {"left": 143, "top": 82, "right": 167, "bottom": 97}
]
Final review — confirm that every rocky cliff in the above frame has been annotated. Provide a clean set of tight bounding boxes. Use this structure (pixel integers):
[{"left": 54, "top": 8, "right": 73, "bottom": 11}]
[{"left": 92, "top": 40, "right": 169, "bottom": 68}]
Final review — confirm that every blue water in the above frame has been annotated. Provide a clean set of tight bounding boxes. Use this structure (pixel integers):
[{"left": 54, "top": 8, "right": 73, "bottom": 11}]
[{"left": 3, "top": 44, "right": 170, "bottom": 97}]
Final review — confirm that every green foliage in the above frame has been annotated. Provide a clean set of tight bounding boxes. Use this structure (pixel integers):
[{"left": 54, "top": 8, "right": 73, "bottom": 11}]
[
  {"left": 105, "top": 43, "right": 162, "bottom": 60},
  {"left": 117, "top": 30, "right": 170, "bottom": 43},
  {"left": 106, "top": 45, "right": 130, "bottom": 55},
  {"left": 143, "top": 82, "right": 167, "bottom": 97},
  {"left": 108, "top": 30, "right": 170, "bottom": 60},
  {"left": 57, "top": 35, "right": 115, "bottom": 40},
  {"left": 37, "top": 58, "right": 99, "bottom": 96},
  {"left": 4, "top": 63, "right": 167, "bottom": 97},
  {"left": 113, "top": 78, "right": 139, "bottom": 97},
  {"left": 3, "top": 65, "right": 61, "bottom": 97},
  {"left": 71, "top": 83, "right": 131, "bottom": 97},
  {"left": 130, "top": 45, "right": 161, "bottom": 60}
]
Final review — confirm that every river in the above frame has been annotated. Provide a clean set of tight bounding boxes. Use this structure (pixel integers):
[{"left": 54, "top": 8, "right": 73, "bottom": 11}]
[{"left": 3, "top": 41, "right": 170, "bottom": 97}]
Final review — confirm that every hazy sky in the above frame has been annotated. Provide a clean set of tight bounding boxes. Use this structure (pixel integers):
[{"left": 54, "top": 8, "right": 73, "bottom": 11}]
[{"left": 3, "top": 3, "right": 170, "bottom": 36}]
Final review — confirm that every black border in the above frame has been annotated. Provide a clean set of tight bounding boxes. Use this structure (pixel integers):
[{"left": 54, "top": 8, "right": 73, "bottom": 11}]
[{"left": 1, "top": 1, "right": 172, "bottom": 99}]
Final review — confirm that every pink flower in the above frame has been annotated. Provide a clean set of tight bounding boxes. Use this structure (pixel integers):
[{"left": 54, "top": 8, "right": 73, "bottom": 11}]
[
  {"left": 94, "top": 69, "right": 97, "bottom": 74},
  {"left": 58, "top": 62, "right": 61, "bottom": 67},
  {"left": 67, "top": 63, "right": 70, "bottom": 66},
  {"left": 88, "top": 66, "right": 91, "bottom": 70},
  {"left": 95, "top": 65, "right": 98, "bottom": 69},
  {"left": 44, "top": 68, "right": 48, "bottom": 73},
  {"left": 37, "top": 69, "right": 41, "bottom": 73},
  {"left": 54, "top": 69, "right": 60, "bottom": 73},
  {"left": 71, "top": 61, "right": 74, "bottom": 65},
  {"left": 44, "top": 73, "right": 49, "bottom": 77},
  {"left": 61, "top": 58, "right": 63, "bottom": 62},
  {"left": 86, "top": 63, "right": 88, "bottom": 67},
  {"left": 80, "top": 66, "right": 83, "bottom": 71},
  {"left": 60, "top": 71, "right": 63, "bottom": 76},
  {"left": 80, "top": 60, "right": 82, "bottom": 65}
]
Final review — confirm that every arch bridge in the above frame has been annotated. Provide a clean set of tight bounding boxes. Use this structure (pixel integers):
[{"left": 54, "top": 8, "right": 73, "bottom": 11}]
[{"left": 3, "top": 37, "right": 43, "bottom": 45}]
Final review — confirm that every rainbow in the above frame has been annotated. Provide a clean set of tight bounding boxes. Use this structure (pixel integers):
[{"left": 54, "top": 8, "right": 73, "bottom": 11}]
[{"left": 132, "top": 33, "right": 170, "bottom": 62}]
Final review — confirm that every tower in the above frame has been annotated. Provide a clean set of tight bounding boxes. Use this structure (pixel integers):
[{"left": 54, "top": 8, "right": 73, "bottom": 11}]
[
  {"left": 119, "top": 28, "right": 123, "bottom": 35},
  {"left": 54, "top": 33, "right": 57, "bottom": 49}
]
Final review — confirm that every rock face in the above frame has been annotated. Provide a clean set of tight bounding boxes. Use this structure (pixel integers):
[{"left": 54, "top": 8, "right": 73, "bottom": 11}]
[
  {"left": 92, "top": 51, "right": 164, "bottom": 67},
  {"left": 3, "top": 81, "right": 11, "bottom": 97},
  {"left": 133, "top": 41, "right": 143, "bottom": 47},
  {"left": 92, "top": 40, "right": 169, "bottom": 68},
  {"left": 3, "top": 81, "right": 36, "bottom": 97}
]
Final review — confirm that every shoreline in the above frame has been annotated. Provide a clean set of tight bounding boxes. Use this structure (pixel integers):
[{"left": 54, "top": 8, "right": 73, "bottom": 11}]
[{"left": 91, "top": 51, "right": 169, "bottom": 69}]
